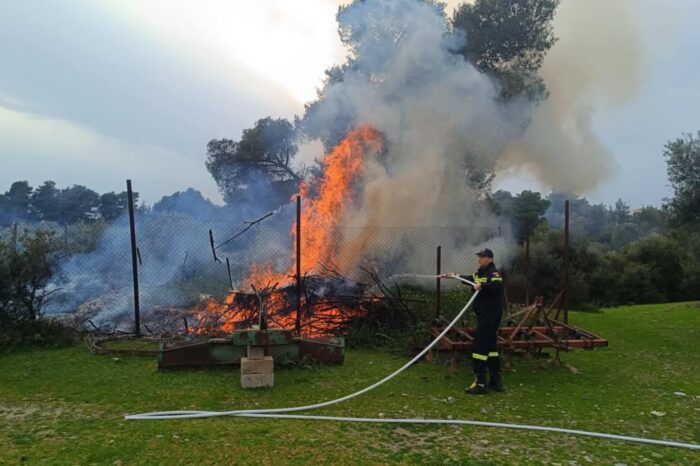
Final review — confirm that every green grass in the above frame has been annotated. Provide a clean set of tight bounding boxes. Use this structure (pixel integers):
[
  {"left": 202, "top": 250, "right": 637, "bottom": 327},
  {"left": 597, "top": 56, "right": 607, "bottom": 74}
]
[{"left": 1, "top": 303, "right": 699, "bottom": 465}]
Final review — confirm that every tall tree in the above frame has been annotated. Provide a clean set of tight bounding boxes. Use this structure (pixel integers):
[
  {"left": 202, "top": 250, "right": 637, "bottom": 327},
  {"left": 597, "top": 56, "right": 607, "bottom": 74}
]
[
  {"left": 664, "top": 131, "right": 700, "bottom": 227},
  {"left": 98, "top": 191, "right": 133, "bottom": 222},
  {"left": 490, "top": 190, "right": 515, "bottom": 217},
  {"left": 632, "top": 205, "right": 667, "bottom": 236},
  {"left": 1, "top": 181, "right": 34, "bottom": 223},
  {"left": 612, "top": 199, "right": 631, "bottom": 224},
  {"left": 31, "top": 181, "right": 60, "bottom": 222},
  {"left": 492, "top": 189, "right": 549, "bottom": 242},
  {"left": 57, "top": 185, "right": 100, "bottom": 224},
  {"left": 153, "top": 188, "right": 220, "bottom": 219},
  {"left": 206, "top": 117, "right": 300, "bottom": 205},
  {"left": 452, "top": 0, "right": 559, "bottom": 102},
  {"left": 512, "top": 190, "right": 550, "bottom": 236},
  {"left": 586, "top": 204, "right": 613, "bottom": 242}
]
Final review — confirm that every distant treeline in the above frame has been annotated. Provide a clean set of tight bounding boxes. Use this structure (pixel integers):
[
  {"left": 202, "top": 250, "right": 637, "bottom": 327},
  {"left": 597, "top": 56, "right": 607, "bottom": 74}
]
[
  {"left": 0, "top": 181, "right": 139, "bottom": 225},
  {"left": 491, "top": 131, "right": 700, "bottom": 308},
  {"left": 2, "top": 128, "right": 698, "bottom": 313},
  {"left": 0, "top": 179, "right": 667, "bottom": 249},
  {"left": 0, "top": 182, "right": 226, "bottom": 226},
  {"left": 490, "top": 190, "right": 667, "bottom": 251}
]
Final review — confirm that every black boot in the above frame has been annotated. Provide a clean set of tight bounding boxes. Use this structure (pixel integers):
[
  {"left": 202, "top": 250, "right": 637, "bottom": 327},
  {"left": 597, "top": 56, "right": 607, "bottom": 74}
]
[
  {"left": 487, "top": 354, "right": 505, "bottom": 392},
  {"left": 465, "top": 373, "right": 488, "bottom": 395},
  {"left": 488, "top": 372, "right": 505, "bottom": 393}
]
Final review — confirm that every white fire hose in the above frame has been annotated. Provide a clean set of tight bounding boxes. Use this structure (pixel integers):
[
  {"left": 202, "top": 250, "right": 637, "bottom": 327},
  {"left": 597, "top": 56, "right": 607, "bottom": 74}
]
[{"left": 125, "top": 275, "right": 700, "bottom": 451}]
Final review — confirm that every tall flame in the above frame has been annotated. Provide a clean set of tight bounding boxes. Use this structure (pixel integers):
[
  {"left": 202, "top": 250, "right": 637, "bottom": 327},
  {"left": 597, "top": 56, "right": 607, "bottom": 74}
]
[
  {"left": 296, "top": 125, "right": 383, "bottom": 274},
  {"left": 194, "top": 125, "right": 383, "bottom": 334}
]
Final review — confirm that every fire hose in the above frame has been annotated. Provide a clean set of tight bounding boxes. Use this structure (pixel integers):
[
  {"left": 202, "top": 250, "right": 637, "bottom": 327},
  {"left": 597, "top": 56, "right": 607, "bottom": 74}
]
[{"left": 125, "top": 275, "right": 700, "bottom": 451}]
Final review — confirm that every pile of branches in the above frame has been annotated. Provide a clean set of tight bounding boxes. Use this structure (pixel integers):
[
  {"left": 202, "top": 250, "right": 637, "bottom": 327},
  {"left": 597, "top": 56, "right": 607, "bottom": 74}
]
[
  {"left": 54, "top": 294, "right": 194, "bottom": 337},
  {"left": 194, "top": 267, "right": 417, "bottom": 336}
]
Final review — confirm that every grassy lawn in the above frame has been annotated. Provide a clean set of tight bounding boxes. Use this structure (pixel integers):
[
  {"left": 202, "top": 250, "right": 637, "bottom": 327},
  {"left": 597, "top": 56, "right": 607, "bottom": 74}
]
[{"left": 1, "top": 302, "right": 699, "bottom": 465}]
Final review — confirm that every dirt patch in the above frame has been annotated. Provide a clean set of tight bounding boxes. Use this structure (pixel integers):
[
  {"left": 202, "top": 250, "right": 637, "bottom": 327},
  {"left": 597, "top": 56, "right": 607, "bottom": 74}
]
[{"left": 0, "top": 401, "right": 102, "bottom": 423}]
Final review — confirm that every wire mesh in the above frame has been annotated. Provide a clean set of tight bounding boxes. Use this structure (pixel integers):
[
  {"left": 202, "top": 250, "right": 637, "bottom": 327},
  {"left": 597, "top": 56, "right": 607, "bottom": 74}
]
[{"left": 3, "top": 211, "right": 516, "bottom": 329}]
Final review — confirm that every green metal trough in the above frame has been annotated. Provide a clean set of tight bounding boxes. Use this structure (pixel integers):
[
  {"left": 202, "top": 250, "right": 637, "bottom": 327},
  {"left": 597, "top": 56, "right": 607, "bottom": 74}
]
[{"left": 158, "top": 328, "right": 344, "bottom": 369}]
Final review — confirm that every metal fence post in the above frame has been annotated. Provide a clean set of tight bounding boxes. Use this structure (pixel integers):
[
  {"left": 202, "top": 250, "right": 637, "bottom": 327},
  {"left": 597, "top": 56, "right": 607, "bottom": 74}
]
[
  {"left": 563, "top": 200, "right": 570, "bottom": 324},
  {"left": 127, "top": 179, "right": 141, "bottom": 337},
  {"left": 525, "top": 218, "right": 530, "bottom": 306},
  {"left": 226, "top": 257, "right": 233, "bottom": 290},
  {"left": 295, "top": 195, "right": 302, "bottom": 335},
  {"left": 435, "top": 245, "right": 441, "bottom": 318}
]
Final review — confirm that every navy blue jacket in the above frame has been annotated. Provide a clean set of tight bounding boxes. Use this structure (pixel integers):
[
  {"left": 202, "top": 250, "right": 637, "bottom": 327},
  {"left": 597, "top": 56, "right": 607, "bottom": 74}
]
[{"left": 460, "top": 262, "right": 504, "bottom": 316}]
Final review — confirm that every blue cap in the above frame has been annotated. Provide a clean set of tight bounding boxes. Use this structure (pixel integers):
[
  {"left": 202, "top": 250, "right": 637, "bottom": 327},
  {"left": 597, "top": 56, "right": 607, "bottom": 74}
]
[{"left": 476, "top": 248, "right": 494, "bottom": 258}]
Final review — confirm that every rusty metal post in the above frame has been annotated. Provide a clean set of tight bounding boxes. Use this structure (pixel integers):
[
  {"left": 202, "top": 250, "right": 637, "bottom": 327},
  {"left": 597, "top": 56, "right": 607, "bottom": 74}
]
[
  {"left": 436, "top": 245, "right": 441, "bottom": 318},
  {"left": 563, "top": 199, "right": 570, "bottom": 324},
  {"left": 525, "top": 218, "right": 530, "bottom": 306},
  {"left": 127, "top": 179, "right": 141, "bottom": 337},
  {"left": 226, "top": 257, "right": 233, "bottom": 290},
  {"left": 295, "top": 195, "right": 302, "bottom": 335}
]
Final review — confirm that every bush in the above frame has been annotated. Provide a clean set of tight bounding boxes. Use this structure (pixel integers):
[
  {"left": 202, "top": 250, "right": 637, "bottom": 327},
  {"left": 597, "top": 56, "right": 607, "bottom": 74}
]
[
  {"left": 677, "top": 231, "right": 700, "bottom": 300},
  {"left": 0, "top": 229, "right": 62, "bottom": 322},
  {"left": 0, "top": 318, "right": 78, "bottom": 352},
  {"left": 0, "top": 228, "right": 77, "bottom": 351},
  {"left": 503, "top": 225, "right": 699, "bottom": 309}
]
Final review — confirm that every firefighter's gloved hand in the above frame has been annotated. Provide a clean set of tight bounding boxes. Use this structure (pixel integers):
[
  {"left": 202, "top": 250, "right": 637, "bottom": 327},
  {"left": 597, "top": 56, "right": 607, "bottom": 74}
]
[{"left": 473, "top": 282, "right": 482, "bottom": 290}]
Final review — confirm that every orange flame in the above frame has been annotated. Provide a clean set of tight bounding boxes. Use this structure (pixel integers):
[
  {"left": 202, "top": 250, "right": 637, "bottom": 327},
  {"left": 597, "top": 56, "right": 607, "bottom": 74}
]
[
  {"left": 194, "top": 125, "right": 383, "bottom": 335},
  {"left": 296, "top": 125, "right": 383, "bottom": 274}
]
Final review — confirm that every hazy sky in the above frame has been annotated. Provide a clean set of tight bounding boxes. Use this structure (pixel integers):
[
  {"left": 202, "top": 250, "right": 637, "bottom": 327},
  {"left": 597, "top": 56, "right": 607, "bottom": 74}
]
[{"left": 1, "top": 0, "right": 699, "bottom": 207}]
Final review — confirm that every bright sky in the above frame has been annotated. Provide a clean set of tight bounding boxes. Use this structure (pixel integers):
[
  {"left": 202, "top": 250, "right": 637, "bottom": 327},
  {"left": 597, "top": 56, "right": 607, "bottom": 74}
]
[{"left": 1, "top": 0, "right": 699, "bottom": 207}]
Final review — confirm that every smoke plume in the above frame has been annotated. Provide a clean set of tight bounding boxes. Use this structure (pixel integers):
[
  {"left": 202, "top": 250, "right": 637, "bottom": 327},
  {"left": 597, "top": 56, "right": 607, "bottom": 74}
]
[
  {"left": 304, "top": 0, "right": 523, "bottom": 228},
  {"left": 499, "top": 0, "right": 649, "bottom": 192},
  {"left": 300, "top": 0, "right": 529, "bottom": 274}
]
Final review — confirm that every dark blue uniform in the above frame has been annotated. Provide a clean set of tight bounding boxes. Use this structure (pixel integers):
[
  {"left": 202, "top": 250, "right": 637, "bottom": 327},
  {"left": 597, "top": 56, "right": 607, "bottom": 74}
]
[{"left": 461, "top": 262, "right": 504, "bottom": 392}]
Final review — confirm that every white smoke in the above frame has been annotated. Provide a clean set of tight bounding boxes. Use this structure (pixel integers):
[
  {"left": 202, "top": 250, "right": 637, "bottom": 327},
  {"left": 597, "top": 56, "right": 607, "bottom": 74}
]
[
  {"left": 499, "top": 0, "right": 652, "bottom": 193},
  {"left": 302, "top": 0, "right": 525, "bottom": 273}
]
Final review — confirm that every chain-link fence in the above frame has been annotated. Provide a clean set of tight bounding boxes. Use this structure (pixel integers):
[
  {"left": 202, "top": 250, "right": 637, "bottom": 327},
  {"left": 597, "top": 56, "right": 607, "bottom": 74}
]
[{"left": 3, "top": 207, "right": 517, "bottom": 329}]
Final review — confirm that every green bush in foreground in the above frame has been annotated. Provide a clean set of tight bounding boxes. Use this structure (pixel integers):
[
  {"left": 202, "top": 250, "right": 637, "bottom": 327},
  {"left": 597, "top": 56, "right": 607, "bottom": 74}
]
[{"left": 0, "top": 228, "right": 78, "bottom": 352}]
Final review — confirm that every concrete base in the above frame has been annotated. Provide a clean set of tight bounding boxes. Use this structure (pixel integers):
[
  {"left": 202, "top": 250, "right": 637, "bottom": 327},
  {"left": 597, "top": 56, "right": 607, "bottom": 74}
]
[
  {"left": 241, "top": 373, "right": 274, "bottom": 389},
  {"left": 241, "top": 356, "right": 274, "bottom": 375},
  {"left": 240, "top": 354, "right": 274, "bottom": 389},
  {"left": 247, "top": 346, "right": 265, "bottom": 360}
]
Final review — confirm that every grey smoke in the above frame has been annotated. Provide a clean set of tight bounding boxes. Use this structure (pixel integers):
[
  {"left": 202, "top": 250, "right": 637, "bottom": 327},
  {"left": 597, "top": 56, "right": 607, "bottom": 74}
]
[
  {"left": 499, "top": 0, "right": 650, "bottom": 193},
  {"left": 46, "top": 189, "right": 297, "bottom": 327},
  {"left": 302, "top": 0, "right": 524, "bottom": 275}
]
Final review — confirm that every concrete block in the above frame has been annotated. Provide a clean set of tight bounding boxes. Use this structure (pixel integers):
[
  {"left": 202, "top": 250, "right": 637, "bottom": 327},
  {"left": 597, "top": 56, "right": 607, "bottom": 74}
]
[
  {"left": 247, "top": 346, "right": 265, "bottom": 360},
  {"left": 240, "top": 356, "right": 274, "bottom": 375},
  {"left": 241, "top": 373, "right": 274, "bottom": 389}
]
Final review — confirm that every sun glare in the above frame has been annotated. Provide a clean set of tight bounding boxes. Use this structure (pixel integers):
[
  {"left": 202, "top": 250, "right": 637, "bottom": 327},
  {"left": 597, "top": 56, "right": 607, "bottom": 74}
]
[{"left": 110, "top": 1, "right": 345, "bottom": 103}]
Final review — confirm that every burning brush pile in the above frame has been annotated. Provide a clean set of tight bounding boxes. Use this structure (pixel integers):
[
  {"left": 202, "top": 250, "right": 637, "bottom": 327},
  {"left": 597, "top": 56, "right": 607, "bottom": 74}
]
[
  {"left": 192, "top": 126, "right": 414, "bottom": 337},
  {"left": 194, "top": 268, "right": 414, "bottom": 337}
]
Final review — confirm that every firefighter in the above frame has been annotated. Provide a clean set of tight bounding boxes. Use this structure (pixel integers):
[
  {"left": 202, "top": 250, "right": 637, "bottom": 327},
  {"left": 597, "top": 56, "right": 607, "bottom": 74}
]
[{"left": 444, "top": 248, "right": 504, "bottom": 395}]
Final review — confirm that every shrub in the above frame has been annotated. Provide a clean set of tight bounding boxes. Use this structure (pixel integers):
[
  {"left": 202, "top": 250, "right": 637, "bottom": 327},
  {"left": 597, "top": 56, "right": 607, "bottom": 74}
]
[
  {"left": 0, "top": 318, "right": 78, "bottom": 352},
  {"left": 0, "top": 229, "right": 78, "bottom": 351}
]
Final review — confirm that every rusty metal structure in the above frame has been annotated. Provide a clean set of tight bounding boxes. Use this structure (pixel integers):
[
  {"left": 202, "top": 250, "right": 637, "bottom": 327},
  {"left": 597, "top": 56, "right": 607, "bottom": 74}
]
[
  {"left": 429, "top": 200, "right": 608, "bottom": 367},
  {"left": 429, "top": 295, "right": 607, "bottom": 368},
  {"left": 157, "top": 329, "right": 344, "bottom": 368}
]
